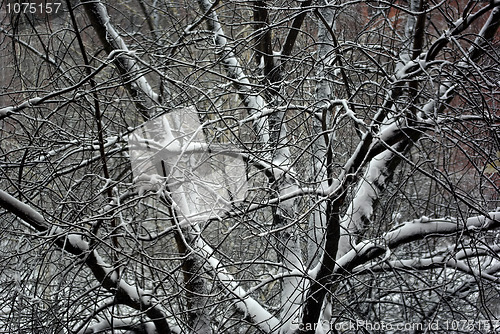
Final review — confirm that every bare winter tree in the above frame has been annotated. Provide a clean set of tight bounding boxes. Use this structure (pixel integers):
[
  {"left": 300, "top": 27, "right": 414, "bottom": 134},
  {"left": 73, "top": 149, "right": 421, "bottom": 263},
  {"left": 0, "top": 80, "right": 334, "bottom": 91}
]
[{"left": 1, "top": 0, "right": 499, "bottom": 333}]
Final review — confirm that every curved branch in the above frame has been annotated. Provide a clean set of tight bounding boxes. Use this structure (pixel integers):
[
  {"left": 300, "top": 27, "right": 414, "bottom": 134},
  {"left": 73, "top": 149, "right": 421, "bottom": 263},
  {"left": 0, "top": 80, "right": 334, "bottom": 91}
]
[
  {"left": 333, "top": 211, "right": 500, "bottom": 276},
  {"left": 0, "top": 190, "right": 172, "bottom": 334}
]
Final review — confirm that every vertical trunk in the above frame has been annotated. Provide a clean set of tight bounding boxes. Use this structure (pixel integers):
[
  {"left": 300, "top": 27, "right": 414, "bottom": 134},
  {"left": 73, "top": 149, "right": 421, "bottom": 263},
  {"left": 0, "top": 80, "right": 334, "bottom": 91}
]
[
  {"left": 298, "top": 5, "right": 339, "bottom": 332},
  {"left": 408, "top": 0, "right": 426, "bottom": 116},
  {"left": 254, "top": 0, "right": 280, "bottom": 92},
  {"left": 307, "top": 5, "right": 336, "bottom": 264},
  {"left": 300, "top": 198, "right": 343, "bottom": 334},
  {"left": 181, "top": 252, "right": 212, "bottom": 334}
]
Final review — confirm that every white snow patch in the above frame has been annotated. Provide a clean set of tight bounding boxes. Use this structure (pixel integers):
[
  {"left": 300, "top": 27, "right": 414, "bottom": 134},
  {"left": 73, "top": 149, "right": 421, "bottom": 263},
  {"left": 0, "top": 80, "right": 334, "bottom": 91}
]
[
  {"left": 0, "top": 190, "right": 45, "bottom": 225},
  {"left": 67, "top": 234, "right": 89, "bottom": 251},
  {"left": 0, "top": 106, "right": 13, "bottom": 118},
  {"left": 338, "top": 150, "right": 391, "bottom": 257}
]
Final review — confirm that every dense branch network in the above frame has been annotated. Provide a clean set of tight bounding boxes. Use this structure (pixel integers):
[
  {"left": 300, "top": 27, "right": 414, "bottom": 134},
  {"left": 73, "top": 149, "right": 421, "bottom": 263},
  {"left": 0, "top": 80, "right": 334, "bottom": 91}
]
[{"left": 0, "top": 0, "right": 499, "bottom": 333}]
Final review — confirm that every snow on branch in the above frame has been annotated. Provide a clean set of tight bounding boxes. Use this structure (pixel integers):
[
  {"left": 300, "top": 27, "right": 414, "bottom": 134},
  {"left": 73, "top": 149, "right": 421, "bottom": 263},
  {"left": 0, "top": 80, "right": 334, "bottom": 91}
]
[
  {"left": 334, "top": 212, "right": 500, "bottom": 277},
  {"left": 81, "top": 0, "right": 159, "bottom": 114},
  {"left": 0, "top": 190, "right": 46, "bottom": 231},
  {"left": 76, "top": 317, "right": 163, "bottom": 334},
  {"left": 385, "top": 212, "right": 500, "bottom": 247},
  {"left": 388, "top": 1, "right": 500, "bottom": 77},
  {"left": 425, "top": 2, "right": 500, "bottom": 62},
  {"left": 193, "top": 4, "right": 304, "bottom": 328},
  {"left": 127, "top": 107, "right": 280, "bottom": 332},
  {"left": 196, "top": 0, "right": 267, "bottom": 119},
  {"left": 360, "top": 255, "right": 500, "bottom": 283},
  {"left": 337, "top": 148, "right": 396, "bottom": 258},
  {"left": 195, "top": 234, "right": 281, "bottom": 333},
  {"left": 0, "top": 190, "right": 173, "bottom": 334},
  {"left": 334, "top": 2, "right": 500, "bottom": 260}
]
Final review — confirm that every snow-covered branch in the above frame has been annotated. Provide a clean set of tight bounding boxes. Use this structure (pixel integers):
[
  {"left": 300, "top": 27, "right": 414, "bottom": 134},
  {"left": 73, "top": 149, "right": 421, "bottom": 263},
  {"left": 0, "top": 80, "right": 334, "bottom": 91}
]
[
  {"left": 385, "top": 212, "right": 500, "bottom": 247},
  {"left": 196, "top": 0, "right": 267, "bottom": 122},
  {"left": 360, "top": 256, "right": 500, "bottom": 283},
  {"left": 336, "top": 1, "right": 500, "bottom": 260},
  {"left": 2, "top": 0, "right": 498, "bottom": 332},
  {"left": 197, "top": 238, "right": 281, "bottom": 333},
  {"left": 81, "top": 0, "right": 159, "bottom": 116},
  {"left": 76, "top": 316, "right": 171, "bottom": 334},
  {"left": 333, "top": 212, "right": 500, "bottom": 276},
  {"left": 0, "top": 190, "right": 172, "bottom": 334}
]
